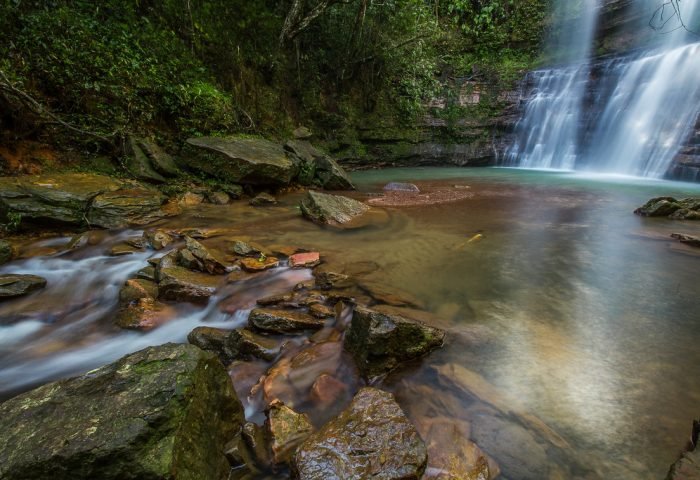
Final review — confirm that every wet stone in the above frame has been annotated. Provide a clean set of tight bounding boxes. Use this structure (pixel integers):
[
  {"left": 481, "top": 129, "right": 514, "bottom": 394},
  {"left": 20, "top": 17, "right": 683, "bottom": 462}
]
[
  {"left": 310, "top": 374, "right": 349, "bottom": 409},
  {"left": 309, "top": 303, "right": 334, "bottom": 319},
  {"left": 114, "top": 298, "right": 169, "bottom": 331},
  {"left": 143, "top": 229, "right": 173, "bottom": 250},
  {"left": 250, "top": 192, "right": 278, "bottom": 206},
  {"left": 182, "top": 236, "right": 228, "bottom": 275},
  {"left": 0, "top": 274, "right": 47, "bottom": 300},
  {"left": 289, "top": 252, "right": 321, "bottom": 268},
  {"left": 188, "top": 326, "right": 237, "bottom": 365},
  {"left": 0, "top": 240, "right": 14, "bottom": 264},
  {"left": 109, "top": 243, "right": 142, "bottom": 256},
  {"left": 266, "top": 400, "right": 314, "bottom": 465},
  {"left": 240, "top": 256, "right": 279, "bottom": 272},
  {"left": 230, "top": 240, "right": 262, "bottom": 257},
  {"left": 249, "top": 308, "right": 325, "bottom": 334},
  {"left": 230, "top": 328, "right": 283, "bottom": 362},
  {"left": 292, "top": 387, "right": 427, "bottom": 480},
  {"left": 135, "top": 265, "right": 156, "bottom": 281},
  {"left": 119, "top": 278, "right": 158, "bottom": 304}
]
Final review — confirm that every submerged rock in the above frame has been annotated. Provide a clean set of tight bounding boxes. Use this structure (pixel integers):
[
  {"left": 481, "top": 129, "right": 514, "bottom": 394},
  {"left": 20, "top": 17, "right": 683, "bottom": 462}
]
[
  {"left": 384, "top": 182, "right": 420, "bottom": 193},
  {"left": 249, "top": 192, "right": 278, "bottom": 206},
  {"left": 671, "top": 233, "right": 700, "bottom": 248},
  {"left": 344, "top": 306, "right": 445, "bottom": 378},
  {"left": 0, "top": 343, "right": 245, "bottom": 480},
  {"left": 289, "top": 251, "right": 321, "bottom": 268},
  {"left": 292, "top": 387, "right": 427, "bottom": 479},
  {"left": 300, "top": 190, "right": 370, "bottom": 228},
  {"left": 0, "top": 274, "right": 47, "bottom": 300},
  {"left": 249, "top": 308, "right": 325, "bottom": 334},
  {"left": 185, "top": 136, "right": 295, "bottom": 186},
  {"left": 240, "top": 256, "right": 279, "bottom": 272},
  {"left": 266, "top": 400, "right": 314, "bottom": 465}
]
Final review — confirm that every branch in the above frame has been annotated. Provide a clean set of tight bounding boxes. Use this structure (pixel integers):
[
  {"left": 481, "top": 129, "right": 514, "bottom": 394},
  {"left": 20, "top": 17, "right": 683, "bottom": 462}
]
[
  {"left": 649, "top": 0, "right": 699, "bottom": 36},
  {"left": 0, "top": 69, "right": 116, "bottom": 145},
  {"left": 279, "top": 0, "right": 351, "bottom": 45}
]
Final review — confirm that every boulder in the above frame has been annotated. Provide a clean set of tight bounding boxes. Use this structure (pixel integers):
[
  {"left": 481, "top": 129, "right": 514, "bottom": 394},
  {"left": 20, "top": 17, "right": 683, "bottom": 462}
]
[
  {"left": 635, "top": 196, "right": 700, "bottom": 219},
  {"left": 206, "top": 191, "right": 230, "bottom": 205},
  {"left": 118, "top": 278, "right": 158, "bottom": 304},
  {"left": 137, "top": 138, "right": 180, "bottom": 177},
  {"left": 144, "top": 229, "right": 174, "bottom": 250},
  {"left": 285, "top": 140, "right": 354, "bottom": 190},
  {"left": 300, "top": 191, "right": 370, "bottom": 228},
  {"left": 229, "top": 328, "right": 283, "bottom": 361},
  {"left": 180, "top": 236, "right": 228, "bottom": 274},
  {"left": 230, "top": 240, "right": 263, "bottom": 257},
  {"left": 114, "top": 297, "right": 169, "bottom": 331},
  {"left": 292, "top": 387, "right": 427, "bottom": 480},
  {"left": 344, "top": 306, "right": 445, "bottom": 379},
  {"left": 0, "top": 274, "right": 47, "bottom": 300},
  {"left": 314, "top": 155, "right": 354, "bottom": 190},
  {"left": 0, "top": 239, "right": 15, "bottom": 264},
  {"left": 0, "top": 173, "right": 122, "bottom": 225},
  {"left": 266, "top": 400, "right": 314, "bottom": 465},
  {"left": 124, "top": 136, "right": 167, "bottom": 183},
  {"left": 179, "top": 191, "right": 205, "bottom": 206},
  {"left": 249, "top": 192, "right": 278, "bottom": 206},
  {"left": 249, "top": 308, "right": 325, "bottom": 334},
  {"left": 188, "top": 326, "right": 238, "bottom": 365},
  {"left": 185, "top": 136, "right": 295, "bottom": 186},
  {"left": 157, "top": 253, "right": 221, "bottom": 303},
  {"left": 86, "top": 186, "right": 170, "bottom": 229},
  {"left": 0, "top": 343, "right": 245, "bottom": 480},
  {"left": 293, "top": 126, "right": 313, "bottom": 139}
]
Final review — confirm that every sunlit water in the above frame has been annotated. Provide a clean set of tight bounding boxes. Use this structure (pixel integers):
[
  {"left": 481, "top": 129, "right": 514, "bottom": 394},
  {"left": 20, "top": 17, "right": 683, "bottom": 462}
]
[{"left": 1, "top": 167, "right": 700, "bottom": 479}]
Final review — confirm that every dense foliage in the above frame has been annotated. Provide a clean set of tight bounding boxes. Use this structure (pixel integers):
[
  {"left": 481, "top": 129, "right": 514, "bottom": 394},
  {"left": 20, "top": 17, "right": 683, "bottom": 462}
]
[{"left": 0, "top": 0, "right": 549, "bottom": 151}]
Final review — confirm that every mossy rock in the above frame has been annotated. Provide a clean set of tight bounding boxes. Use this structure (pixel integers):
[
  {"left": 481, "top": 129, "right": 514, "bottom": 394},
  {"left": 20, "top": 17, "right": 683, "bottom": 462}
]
[{"left": 0, "top": 343, "right": 245, "bottom": 480}]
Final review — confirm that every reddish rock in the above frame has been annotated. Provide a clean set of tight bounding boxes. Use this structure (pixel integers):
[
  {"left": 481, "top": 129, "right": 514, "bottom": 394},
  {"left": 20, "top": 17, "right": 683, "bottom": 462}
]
[
  {"left": 240, "top": 256, "right": 280, "bottom": 272},
  {"left": 289, "top": 252, "right": 321, "bottom": 268},
  {"left": 310, "top": 374, "right": 348, "bottom": 409}
]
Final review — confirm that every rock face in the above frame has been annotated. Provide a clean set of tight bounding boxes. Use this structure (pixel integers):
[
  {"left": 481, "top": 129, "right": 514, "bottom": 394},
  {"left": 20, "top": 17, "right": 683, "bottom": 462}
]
[
  {"left": 635, "top": 197, "right": 700, "bottom": 220},
  {"left": 0, "top": 274, "right": 47, "bottom": 300},
  {"left": 0, "top": 174, "right": 170, "bottom": 228},
  {"left": 185, "top": 136, "right": 295, "bottom": 186},
  {"left": 300, "top": 191, "right": 370, "bottom": 227},
  {"left": 344, "top": 306, "right": 445, "bottom": 378},
  {"left": 292, "top": 387, "right": 428, "bottom": 480},
  {"left": 0, "top": 343, "right": 245, "bottom": 480}
]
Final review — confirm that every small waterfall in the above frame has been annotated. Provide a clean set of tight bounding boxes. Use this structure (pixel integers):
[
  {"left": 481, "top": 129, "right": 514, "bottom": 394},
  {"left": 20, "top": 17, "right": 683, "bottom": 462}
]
[{"left": 508, "top": 0, "right": 700, "bottom": 179}]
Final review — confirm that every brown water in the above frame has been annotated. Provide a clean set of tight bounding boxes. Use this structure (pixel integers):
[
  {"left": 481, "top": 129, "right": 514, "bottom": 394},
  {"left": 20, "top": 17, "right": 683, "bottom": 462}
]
[{"left": 1, "top": 167, "right": 699, "bottom": 479}]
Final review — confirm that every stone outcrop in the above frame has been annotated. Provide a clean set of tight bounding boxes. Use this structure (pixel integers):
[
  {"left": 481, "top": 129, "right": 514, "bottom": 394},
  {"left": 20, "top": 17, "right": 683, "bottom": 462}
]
[
  {"left": 0, "top": 343, "right": 245, "bottom": 480},
  {"left": 344, "top": 306, "right": 445, "bottom": 378},
  {"left": 292, "top": 387, "right": 427, "bottom": 479}
]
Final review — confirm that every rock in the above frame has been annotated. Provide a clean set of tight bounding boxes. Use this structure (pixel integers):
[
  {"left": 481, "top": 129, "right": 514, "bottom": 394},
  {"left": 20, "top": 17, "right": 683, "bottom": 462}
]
[
  {"left": 344, "top": 306, "right": 445, "bottom": 379},
  {"left": 310, "top": 374, "right": 348, "bottom": 409},
  {"left": 179, "top": 191, "right": 205, "bottom": 206},
  {"left": 114, "top": 297, "right": 169, "bottom": 330},
  {"left": 384, "top": 182, "right": 420, "bottom": 193},
  {"left": 240, "top": 256, "right": 279, "bottom": 272},
  {"left": 241, "top": 422, "right": 272, "bottom": 470},
  {"left": 0, "top": 173, "right": 122, "bottom": 225},
  {"left": 300, "top": 190, "right": 371, "bottom": 228},
  {"left": 0, "top": 239, "right": 15, "bottom": 264},
  {"left": 257, "top": 293, "right": 296, "bottom": 306},
  {"left": 309, "top": 303, "right": 334, "bottom": 319},
  {"left": 109, "top": 243, "right": 141, "bottom": 256},
  {"left": 314, "top": 155, "right": 354, "bottom": 190},
  {"left": 635, "top": 196, "right": 700, "bottom": 219},
  {"left": 185, "top": 136, "right": 295, "bottom": 186},
  {"left": 289, "top": 251, "right": 321, "bottom": 268},
  {"left": 293, "top": 126, "right": 313, "bottom": 139},
  {"left": 666, "top": 420, "right": 700, "bottom": 480},
  {"left": 0, "top": 274, "right": 47, "bottom": 300},
  {"left": 249, "top": 308, "right": 325, "bottom": 334},
  {"left": 136, "top": 265, "right": 157, "bottom": 281},
  {"left": 206, "top": 190, "right": 230, "bottom": 205},
  {"left": 157, "top": 253, "right": 221, "bottom": 303},
  {"left": 0, "top": 343, "right": 244, "bottom": 480},
  {"left": 292, "top": 387, "right": 427, "bottom": 480},
  {"left": 181, "top": 236, "right": 228, "bottom": 274},
  {"left": 87, "top": 186, "right": 169, "bottom": 229},
  {"left": 137, "top": 138, "right": 180, "bottom": 177},
  {"left": 144, "top": 229, "right": 173, "bottom": 250},
  {"left": 266, "top": 400, "right": 314, "bottom": 465},
  {"left": 313, "top": 267, "right": 352, "bottom": 290},
  {"left": 66, "top": 232, "right": 91, "bottom": 250},
  {"left": 230, "top": 239, "right": 263, "bottom": 257},
  {"left": 125, "top": 136, "right": 166, "bottom": 183},
  {"left": 249, "top": 192, "right": 278, "bottom": 206},
  {"left": 230, "top": 328, "right": 283, "bottom": 361},
  {"left": 671, "top": 233, "right": 700, "bottom": 248},
  {"left": 188, "top": 326, "right": 238, "bottom": 365},
  {"left": 119, "top": 278, "right": 158, "bottom": 304}
]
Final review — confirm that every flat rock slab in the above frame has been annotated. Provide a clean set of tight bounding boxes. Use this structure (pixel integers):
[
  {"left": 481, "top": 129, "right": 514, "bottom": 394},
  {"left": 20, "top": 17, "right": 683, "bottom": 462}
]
[
  {"left": 249, "top": 308, "right": 325, "bottom": 333},
  {"left": 240, "top": 256, "right": 280, "bottom": 272},
  {"left": 185, "top": 136, "right": 295, "bottom": 186},
  {"left": 292, "top": 387, "right": 427, "bottom": 479},
  {"left": 344, "top": 306, "right": 445, "bottom": 379},
  {"left": 0, "top": 274, "right": 47, "bottom": 300},
  {"left": 300, "top": 191, "right": 371, "bottom": 228},
  {"left": 0, "top": 343, "right": 244, "bottom": 480},
  {"left": 289, "top": 252, "right": 320, "bottom": 268}
]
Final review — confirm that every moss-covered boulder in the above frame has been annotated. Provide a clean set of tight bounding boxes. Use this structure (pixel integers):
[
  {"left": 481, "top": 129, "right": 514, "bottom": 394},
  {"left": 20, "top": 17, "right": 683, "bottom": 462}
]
[
  {"left": 249, "top": 308, "right": 325, "bottom": 334},
  {"left": 299, "top": 191, "right": 371, "bottom": 228},
  {"left": 292, "top": 387, "right": 427, "bottom": 479},
  {"left": 635, "top": 196, "right": 700, "bottom": 219},
  {"left": 344, "top": 306, "right": 445, "bottom": 379},
  {"left": 0, "top": 343, "right": 245, "bottom": 480},
  {"left": 265, "top": 400, "right": 314, "bottom": 465},
  {"left": 184, "top": 136, "right": 295, "bottom": 186},
  {"left": 285, "top": 140, "right": 354, "bottom": 190}
]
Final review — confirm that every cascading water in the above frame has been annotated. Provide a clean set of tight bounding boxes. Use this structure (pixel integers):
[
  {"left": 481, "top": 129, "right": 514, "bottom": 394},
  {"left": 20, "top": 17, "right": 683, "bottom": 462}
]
[{"left": 508, "top": 0, "right": 700, "bottom": 179}]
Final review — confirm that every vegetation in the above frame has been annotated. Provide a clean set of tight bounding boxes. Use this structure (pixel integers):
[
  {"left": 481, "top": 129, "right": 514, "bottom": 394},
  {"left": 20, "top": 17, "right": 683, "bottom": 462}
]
[{"left": 0, "top": 0, "right": 549, "bottom": 158}]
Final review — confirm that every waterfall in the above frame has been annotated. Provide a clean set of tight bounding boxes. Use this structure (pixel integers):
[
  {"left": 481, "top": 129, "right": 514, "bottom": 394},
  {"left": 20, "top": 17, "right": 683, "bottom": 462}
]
[{"left": 508, "top": 0, "right": 700, "bottom": 179}]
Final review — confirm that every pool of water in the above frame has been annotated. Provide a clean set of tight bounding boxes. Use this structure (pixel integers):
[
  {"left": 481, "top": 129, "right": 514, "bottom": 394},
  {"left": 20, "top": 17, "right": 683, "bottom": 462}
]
[{"left": 1, "top": 167, "right": 699, "bottom": 479}]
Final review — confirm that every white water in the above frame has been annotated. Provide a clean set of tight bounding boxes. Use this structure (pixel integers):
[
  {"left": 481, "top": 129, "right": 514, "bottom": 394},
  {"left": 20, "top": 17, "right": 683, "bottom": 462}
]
[
  {"left": 508, "top": 0, "right": 700, "bottom": 178},
  {"left": 0, "top": 235, "right": 311, "bottom": 396}
]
